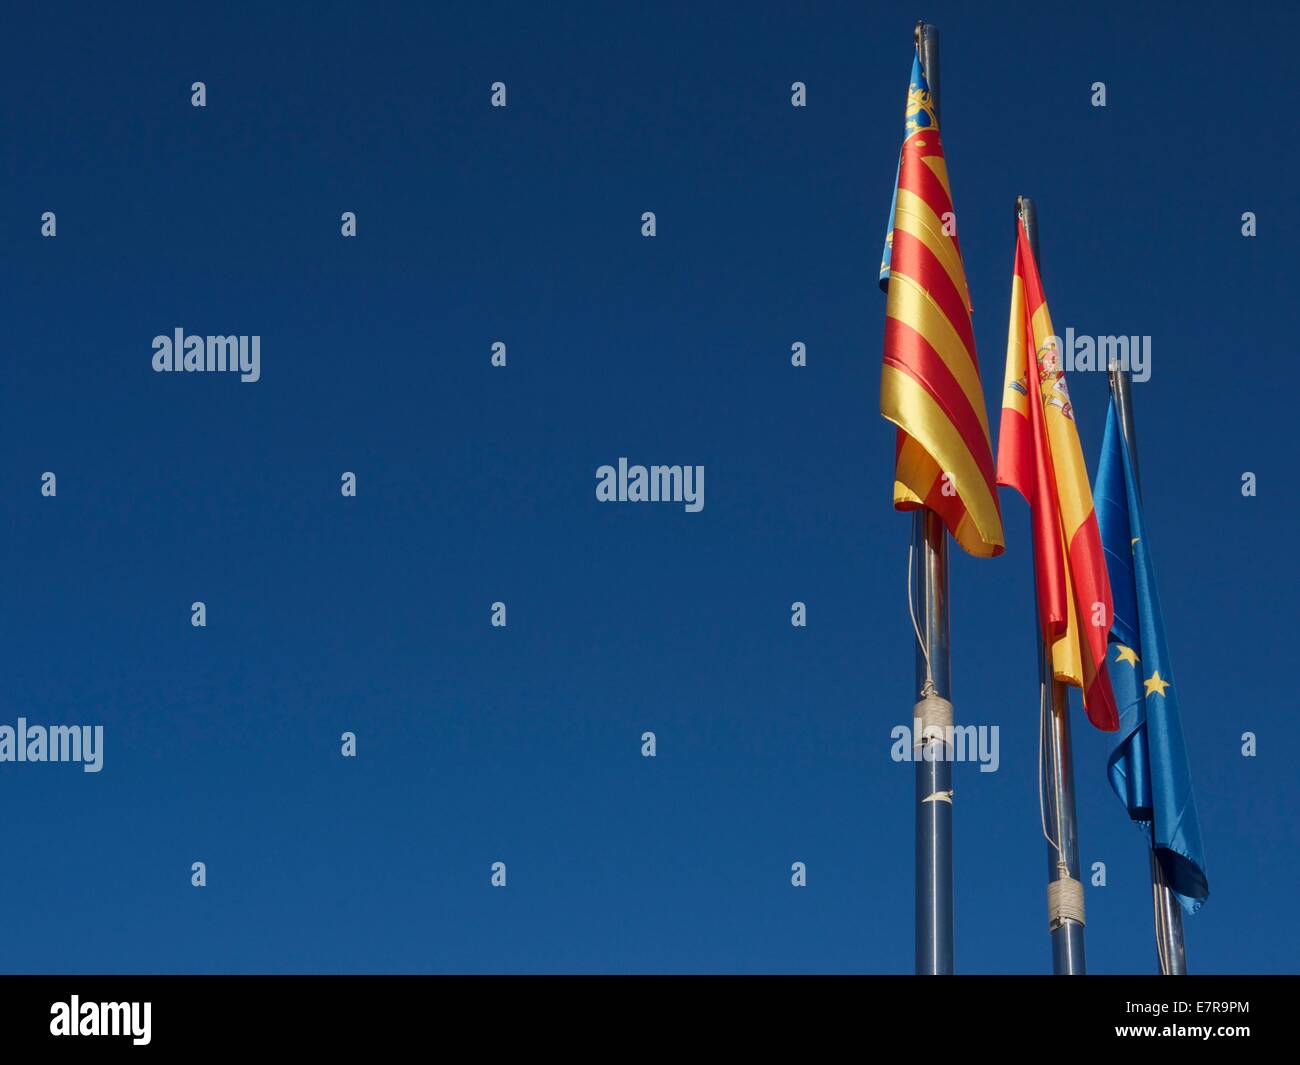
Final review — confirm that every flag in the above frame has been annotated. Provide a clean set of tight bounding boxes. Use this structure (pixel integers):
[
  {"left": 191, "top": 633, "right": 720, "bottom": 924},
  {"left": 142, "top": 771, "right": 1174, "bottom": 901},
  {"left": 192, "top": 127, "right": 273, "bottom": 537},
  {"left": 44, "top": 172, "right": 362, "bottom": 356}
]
[
  {"left": 1093, "top": 398, "right": 1209, "bottom": 912},
  {"left": 996, "top": 218, "right": 1118, "bottom": 731},
  {"left": 879, "top": 49, "right": 1004, "bottom": 558}
]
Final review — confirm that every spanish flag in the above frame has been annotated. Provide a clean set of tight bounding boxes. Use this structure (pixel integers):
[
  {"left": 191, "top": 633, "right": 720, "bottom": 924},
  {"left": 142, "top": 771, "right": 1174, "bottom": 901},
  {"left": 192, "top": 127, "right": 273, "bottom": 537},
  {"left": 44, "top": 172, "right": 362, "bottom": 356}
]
[
  {"left": 997, "top": 215, "right": 1118, "bottom": 732},
  {"left": 880, "top": 50, "right": 1004, "bottom": 558}
]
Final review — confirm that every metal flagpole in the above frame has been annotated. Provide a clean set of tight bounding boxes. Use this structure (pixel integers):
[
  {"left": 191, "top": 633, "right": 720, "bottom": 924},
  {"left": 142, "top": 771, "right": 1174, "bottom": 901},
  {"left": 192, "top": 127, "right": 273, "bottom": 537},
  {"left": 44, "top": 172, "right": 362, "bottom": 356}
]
[
  {"left": 913, "top": 509, "right": 953, "bottom": 974},
  {"left": 911, "top": 20, "right": 954, "bottom": 977},
  {"left": 1018, "top": 196, "right": 1088, "bottom": 975},
  {"left": 1108, "top": 355, "right": 1189, "bottom": 975}
]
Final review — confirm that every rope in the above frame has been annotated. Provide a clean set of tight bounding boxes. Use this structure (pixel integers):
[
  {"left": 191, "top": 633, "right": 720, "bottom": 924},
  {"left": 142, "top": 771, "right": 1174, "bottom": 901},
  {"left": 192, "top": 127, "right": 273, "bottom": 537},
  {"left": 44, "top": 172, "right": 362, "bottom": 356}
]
[
  {"left": 1151, "top": 853, "right": 1173, "bottom": 975},
  {"left": 1048, "top": 863, "right": 1086, "bottom": 929},
  {"left": 907, "top": 522, "right": 951, "bottom": 759},
  {"left": 1037, "top": 668, "right": 1066, "bottom": 862},
  {"left": 913, "top": 692, "right": 953, "bottom": 748},
  {"left": 906, "top": 524, "right": 935, "bottom": 698},
  {"left": 1039, "top": 665, "right": 1085, "bottom": 931}
]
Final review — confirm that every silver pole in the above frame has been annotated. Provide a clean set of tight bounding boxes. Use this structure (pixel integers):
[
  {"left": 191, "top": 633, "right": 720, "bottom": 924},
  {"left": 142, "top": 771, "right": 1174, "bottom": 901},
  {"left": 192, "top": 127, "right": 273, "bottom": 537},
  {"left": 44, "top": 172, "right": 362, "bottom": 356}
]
[
  {"left": 913, "top": 510, "right": 953, "bottom": 974},
  {"left": 916, "top": 21, "right": 940, "bottom": 119},
  {"left": 1107, "top": 363, "right": 1189, "bottom": 975},
  {"left": 1041, "top": 643, "right": 1087, "bottom": 974},
  {"left": 1019, "top": 197, "right": 1087, "bottom": 974},
  {"left": 911, "top": 21, "right": 954, "bottom": 976}
]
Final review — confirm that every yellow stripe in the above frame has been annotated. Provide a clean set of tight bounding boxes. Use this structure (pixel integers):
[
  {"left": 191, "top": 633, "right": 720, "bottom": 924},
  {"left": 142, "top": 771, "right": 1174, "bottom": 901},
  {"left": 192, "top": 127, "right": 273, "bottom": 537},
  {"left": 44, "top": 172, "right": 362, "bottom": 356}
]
[
  {"left": 1050, "top": 555, "right": 1085, "bottom": 691},
  {"left": 882, "top": 365, "right": 1004, "bottom": 555},
  {"left": 921, "top": 154, "right": 954, "bottom": 208},
  {"left": 885, "top": 275, "right": 992, "bottom": 442},
  {"left": 895, "top": 434, "right": 940, "bottom": 505},
  {"left": 954, "top": 510, "right": 978, "bottom": 550},
  {"left": 1001, "top": 275, "right": 1030, "bottom": 416},
  {"left": 894, "top": 187, "right": 970, "bottom": 311},
  {"left": 1029, "top": 300, "right": 1097, "bottom": 540},
  {"left": 894, "top": 482, "right": 926, "bottom": 507}
]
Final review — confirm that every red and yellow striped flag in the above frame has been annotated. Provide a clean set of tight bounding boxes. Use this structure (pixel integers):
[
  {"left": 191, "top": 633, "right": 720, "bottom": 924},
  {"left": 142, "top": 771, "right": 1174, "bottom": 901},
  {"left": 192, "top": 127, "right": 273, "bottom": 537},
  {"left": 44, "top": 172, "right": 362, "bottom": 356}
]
[
  {"left": 880, "top": 52, "right": 1004, "bottom": 558},
  {"left": 996, "top": 217, "right": 1118, "bottom": 731}
]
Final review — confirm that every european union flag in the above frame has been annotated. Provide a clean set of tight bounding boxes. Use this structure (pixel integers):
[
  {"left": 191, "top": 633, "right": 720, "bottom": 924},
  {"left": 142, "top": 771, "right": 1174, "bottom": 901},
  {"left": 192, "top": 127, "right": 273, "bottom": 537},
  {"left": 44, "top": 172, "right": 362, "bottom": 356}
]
[{"left": 1093, "top": 398, "right": 1209, "bottom": 912}]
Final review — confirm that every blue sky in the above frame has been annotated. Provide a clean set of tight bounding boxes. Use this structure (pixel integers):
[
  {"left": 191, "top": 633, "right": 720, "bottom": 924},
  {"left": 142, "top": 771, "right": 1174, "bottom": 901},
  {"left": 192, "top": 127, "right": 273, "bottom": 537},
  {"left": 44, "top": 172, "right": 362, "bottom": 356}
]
[{"left": 1, "top": 0, "right": 1295, "bottom": 973}]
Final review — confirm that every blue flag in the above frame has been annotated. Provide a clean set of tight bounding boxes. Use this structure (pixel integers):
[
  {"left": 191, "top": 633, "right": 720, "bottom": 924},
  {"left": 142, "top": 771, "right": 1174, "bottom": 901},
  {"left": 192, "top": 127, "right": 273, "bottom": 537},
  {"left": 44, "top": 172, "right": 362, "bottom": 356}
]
[{"left": 1093, "top": 398, "right": 1209, "bottom": 913}]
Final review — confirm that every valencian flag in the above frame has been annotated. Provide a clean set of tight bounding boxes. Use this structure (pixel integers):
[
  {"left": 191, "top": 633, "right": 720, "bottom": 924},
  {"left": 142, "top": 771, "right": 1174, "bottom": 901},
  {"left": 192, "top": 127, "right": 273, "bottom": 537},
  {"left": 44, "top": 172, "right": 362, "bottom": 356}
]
[
  {"left": 1093, "top": 400, "right": 1209, "bottom": 911},
  {"left": 996, "top": 219, "right": 1118, "bottom": 731},
  {"left": 879, "top": 49, "right": 1004, "bottom": 558}
]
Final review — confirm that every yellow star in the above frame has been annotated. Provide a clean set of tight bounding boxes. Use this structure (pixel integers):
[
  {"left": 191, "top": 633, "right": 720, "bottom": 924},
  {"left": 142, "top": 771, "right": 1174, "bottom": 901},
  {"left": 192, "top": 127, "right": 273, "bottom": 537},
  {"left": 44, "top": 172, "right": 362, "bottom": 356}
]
[
  {"left": 1144, "top": 671, "right": 1171, "bottom": 698},
  {"left": 1114, "top": 644, "right": 1140, "bottom": 667}
]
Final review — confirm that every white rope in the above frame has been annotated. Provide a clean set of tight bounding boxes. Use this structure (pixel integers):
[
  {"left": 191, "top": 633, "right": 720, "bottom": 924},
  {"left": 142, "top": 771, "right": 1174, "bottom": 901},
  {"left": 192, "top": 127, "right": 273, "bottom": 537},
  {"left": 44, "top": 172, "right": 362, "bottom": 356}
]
[
  {"left": 1037, "top": 668, "right": 1065, "bottom": 863},
  {"left": 1047, "top": 869, "right": 1086, "bottom": 929},
  {"left": 913, "top": 693, "right": 953, "bottom": 729},
  {"left": 1038, "top": 659, "right": 1086, "bottom": 930},
  {"left": 913, "top": 692, "right": 953, "bottom": 749},
  {"left": 908, "top": 521, "right": 952, "bottom": 762},
  {"left": 1152, "top": 855, "right": 1173, "bottom": 975},
  {"left": 906, "top": 526, "right": 935, "bottom": 698}
]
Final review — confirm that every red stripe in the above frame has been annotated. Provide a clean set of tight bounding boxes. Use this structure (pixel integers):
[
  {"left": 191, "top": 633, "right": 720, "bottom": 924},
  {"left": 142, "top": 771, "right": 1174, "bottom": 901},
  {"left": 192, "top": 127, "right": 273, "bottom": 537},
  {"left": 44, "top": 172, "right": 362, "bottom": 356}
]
[
  {"left": 995, "top": 406, "right": 1033, "bottom": 505},
  {"left": 899, "top": 138, "right": 954, "bottom": 219},
  {"left": 920, "top": 469, "right": 971, "bottom": 531},
  {"left": 1003, "top": 240, "right": 1069, "bottom": 641},
  {"left": 1067, "top": 514, "right": 1119, "bottom": 731},
  {"left": 884, "top": 317, "right": 997, "bottom": 492},
  {"left": 1016, "top": 220, "right": 1048, "bottom": 316},
  {"left": 1083, "top": 673, "right": 1119, "bottom": 732},
  {"left": 898, "top": 139, "right": 972, "bottom": 270},
  {"left": 910, "top": 136, "right": 968, "bottom": 269},
  {"left": 889, "top": 430, "right": 973, "bottom": 537},
  {"left": 889, "top": 228, "right": 977, "bottom": 360}
]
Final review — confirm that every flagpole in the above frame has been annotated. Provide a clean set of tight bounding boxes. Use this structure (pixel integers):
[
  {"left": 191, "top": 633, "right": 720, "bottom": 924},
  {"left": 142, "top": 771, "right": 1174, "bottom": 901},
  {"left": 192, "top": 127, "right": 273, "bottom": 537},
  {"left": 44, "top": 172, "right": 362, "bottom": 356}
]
[
  {"left": 913, "top": 509, "right": 953, "bottom": 974},
  {"left": 1108, "top": 360, "right": 1189, "bottom": 975},
  {"left": 912, "top": 20, "right": 954, "bottom": 976},
  {"left": 1018, "top": 196, "right": 1088, "bottom": 975}
]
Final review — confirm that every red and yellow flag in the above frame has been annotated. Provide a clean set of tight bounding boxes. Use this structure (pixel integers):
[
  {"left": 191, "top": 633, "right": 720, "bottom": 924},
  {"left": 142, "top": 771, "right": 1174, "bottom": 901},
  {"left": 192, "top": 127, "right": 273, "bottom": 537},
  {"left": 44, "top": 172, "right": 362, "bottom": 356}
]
[
  {"left": 880, "top": 52, "right": 1004, "bottom": 558},
  {"left": 997, "top": 218, "right": 1118, "bottom": 731}
]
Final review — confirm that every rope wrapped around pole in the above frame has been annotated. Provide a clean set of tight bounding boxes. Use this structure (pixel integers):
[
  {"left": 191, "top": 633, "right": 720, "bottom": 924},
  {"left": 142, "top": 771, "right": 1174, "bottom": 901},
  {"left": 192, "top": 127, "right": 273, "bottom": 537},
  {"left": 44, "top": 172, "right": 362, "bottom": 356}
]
[
  {"left": 1047, "top": 868, "right": 1087, "bottom": 930},
  {"left": 913, "top": 692, "right": 954, "bottom": 744}
]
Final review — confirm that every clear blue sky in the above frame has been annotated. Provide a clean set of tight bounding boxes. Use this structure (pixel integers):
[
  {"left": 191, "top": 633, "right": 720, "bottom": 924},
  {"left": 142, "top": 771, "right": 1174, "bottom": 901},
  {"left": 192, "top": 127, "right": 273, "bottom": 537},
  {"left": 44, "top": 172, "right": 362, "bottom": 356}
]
[{"left": 2, "top": 0, "right": 1295, "bottom": 973}]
